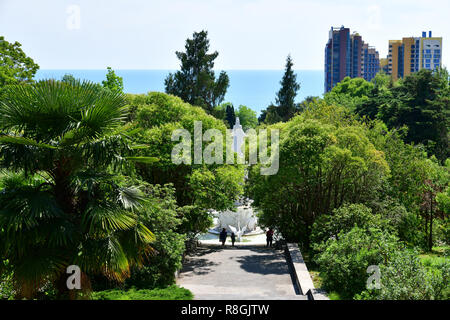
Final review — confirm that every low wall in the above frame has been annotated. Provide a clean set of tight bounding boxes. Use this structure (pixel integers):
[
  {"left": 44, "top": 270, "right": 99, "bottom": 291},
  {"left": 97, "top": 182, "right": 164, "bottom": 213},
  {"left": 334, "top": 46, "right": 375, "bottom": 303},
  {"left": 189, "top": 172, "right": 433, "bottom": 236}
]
[{"left": 285, "top": 243, "right": 329, "bottom": 300}]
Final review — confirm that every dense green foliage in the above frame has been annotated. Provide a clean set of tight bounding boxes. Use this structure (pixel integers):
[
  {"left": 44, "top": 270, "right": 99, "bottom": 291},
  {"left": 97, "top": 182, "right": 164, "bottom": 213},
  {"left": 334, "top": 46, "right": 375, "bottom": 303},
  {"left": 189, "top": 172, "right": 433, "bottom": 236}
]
[
  {"left": 165, "top": 31, "right": 229, "bottom": 114},
  {"left": 0, "top": 36, "right": 39, "bottom": 89},
  {"left": 311, "top": 204, "right": 388, "bottom": 250},
  {"left": 102, "top": 67, "right": 124, "bottom": 94},
  {"left": 92, "top": 285, "right": 193, "bottom": 300},
  {"left": 125, "top": 184, "right": 185, "bottom": 289},
  {"left": 248, "top": 102, "right": 389, "bottom": 247},
  {"left": 213, "top": 103, "right": 258, "bottom": 131},
  {"left": 235, "top": 105, "right": 258, "bottom": 130},
  {"left": 125, "top": 92, "right": 244, "bottom": 237},
  {"left": 357, "top": 249, "right": 449, "bottom": 300},
  {"left": 275, "top": 55, "right": 301, "bottom": 121},
  {"left": 225, "top": 103, "right": 236, "bottom": 128},
  {"left": 324, "top": 76, "right": 374, "bottom": 112},
  {"left": 0, "top": 32, "right": 448, "bottom": 300},
  {"left": 0, "top": 80, "right": 158, "bottom": 299},
  {"left": 347, "top": 69, "right": 449, "bottom": 162},
  {"left": 248, "top": 70, "right": 449, "bottom": 299},
  {"left": 316, "top": 226, "right": 400, "bottom": 299}
]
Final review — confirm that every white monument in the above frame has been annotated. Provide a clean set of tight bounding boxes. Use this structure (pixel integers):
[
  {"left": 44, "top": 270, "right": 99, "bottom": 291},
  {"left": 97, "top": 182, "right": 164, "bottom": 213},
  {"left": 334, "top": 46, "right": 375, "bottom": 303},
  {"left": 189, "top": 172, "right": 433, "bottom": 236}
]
[
  {"left": 206, "top": 118, "right": 262, "bottom": 242},
  {"left": 232, "top": 117, "right": 246, "bottom": 157}
]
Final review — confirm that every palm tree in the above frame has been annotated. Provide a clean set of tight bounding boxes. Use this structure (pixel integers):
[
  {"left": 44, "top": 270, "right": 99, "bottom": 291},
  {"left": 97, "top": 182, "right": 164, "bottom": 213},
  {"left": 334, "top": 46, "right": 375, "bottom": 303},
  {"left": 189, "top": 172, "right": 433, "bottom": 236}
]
[{"left": 0, "top": 79, "right": 156, "bottom": 299}]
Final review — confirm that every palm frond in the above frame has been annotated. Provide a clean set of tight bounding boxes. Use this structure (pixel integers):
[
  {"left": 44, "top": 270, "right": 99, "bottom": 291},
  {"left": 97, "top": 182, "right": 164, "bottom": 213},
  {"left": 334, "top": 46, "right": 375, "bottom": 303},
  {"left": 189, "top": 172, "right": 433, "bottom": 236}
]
[
  {"left": 0, "top": 79, "right": 128, "bottom": 143},
  {"left": 117, "top": 186, "right": 146, "bottom": 210},
  {"left": 0, "top": 187, "right": 63, "bottom": 233},
  {"left": 0, "top": 135, "right": 57, "bottom": 149},
  {"left": 75, "top": 236, "right": 130, "bottom": 282},
  {"left": 81, "top": 204, "right": 137, "bottom": 235}
]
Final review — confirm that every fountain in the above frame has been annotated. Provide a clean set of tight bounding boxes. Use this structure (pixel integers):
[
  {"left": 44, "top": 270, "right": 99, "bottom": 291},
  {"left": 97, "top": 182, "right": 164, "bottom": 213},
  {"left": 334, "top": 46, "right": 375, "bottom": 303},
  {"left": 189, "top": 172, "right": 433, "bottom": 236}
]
[{"left": 207, "top": 198, "right": 263, "bottom": 242}]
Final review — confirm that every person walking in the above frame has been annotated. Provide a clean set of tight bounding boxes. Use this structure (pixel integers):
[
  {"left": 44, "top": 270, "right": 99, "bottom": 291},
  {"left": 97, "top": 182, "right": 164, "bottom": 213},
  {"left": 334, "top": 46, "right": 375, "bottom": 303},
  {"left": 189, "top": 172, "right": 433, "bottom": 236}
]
[
  {"left": 219, "top": 228, "right": 228, "bottom": 247},
  {"left": 231, "top": 232, "right": 236, "bottom": 247},
  {"left": 266, "top": 228, "right": 274, "bottom": 248}
]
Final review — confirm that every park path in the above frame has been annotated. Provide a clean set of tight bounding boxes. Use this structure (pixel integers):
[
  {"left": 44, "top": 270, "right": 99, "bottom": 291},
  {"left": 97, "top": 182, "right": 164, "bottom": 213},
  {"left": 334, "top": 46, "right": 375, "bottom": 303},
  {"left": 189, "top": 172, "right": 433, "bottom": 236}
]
[{"left": 176, "top": 244, "right": 307, "bottom": 300}]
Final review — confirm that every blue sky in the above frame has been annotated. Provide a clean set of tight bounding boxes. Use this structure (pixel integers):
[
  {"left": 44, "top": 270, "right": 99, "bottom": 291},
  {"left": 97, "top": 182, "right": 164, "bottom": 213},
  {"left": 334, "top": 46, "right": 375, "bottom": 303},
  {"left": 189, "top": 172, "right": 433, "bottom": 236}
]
[{"left": 1, "top": 0, "right": 449, "bottom": 70}]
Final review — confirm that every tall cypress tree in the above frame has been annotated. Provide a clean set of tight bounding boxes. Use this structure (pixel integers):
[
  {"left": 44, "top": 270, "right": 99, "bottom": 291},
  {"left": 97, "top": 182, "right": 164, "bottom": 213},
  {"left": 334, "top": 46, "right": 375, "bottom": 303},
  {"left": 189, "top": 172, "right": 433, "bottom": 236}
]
[
  {"left": 275, "top": 55, "right": 301, "bottom": 121},
  {"left": 225, "top": 104, "right": 236, "bottom": 128},
  {"left": 165, "top": 30, "right": 229, "bottom": 114}
]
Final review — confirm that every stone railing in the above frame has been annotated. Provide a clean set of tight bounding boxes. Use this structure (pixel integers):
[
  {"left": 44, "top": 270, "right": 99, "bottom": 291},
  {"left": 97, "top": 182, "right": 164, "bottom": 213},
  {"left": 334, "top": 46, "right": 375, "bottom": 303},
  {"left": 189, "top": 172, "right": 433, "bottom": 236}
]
[{"left": 285, "top": 243, "right": 329, "bottom": 300}]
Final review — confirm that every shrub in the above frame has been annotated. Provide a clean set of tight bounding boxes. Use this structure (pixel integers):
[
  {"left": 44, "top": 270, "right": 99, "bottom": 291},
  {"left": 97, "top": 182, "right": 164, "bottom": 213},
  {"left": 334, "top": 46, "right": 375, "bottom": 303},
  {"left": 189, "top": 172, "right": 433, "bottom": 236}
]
[
  {"left": 316, "top": 226, "right": 401, "bottom": 299},
  {"left": 126, "top": 230, "right": 185, "bottom": 289},
  {"left": 125, "top": 184, "right": 186, "bottom": 289},
  {"left": 0, "top": 259, "right": 15, "bottom": 300},
  {"left": 396, "top": 211, "right": 428, "bottom": 249},
  {"left": 92, "top": 285, "right": 193, "bottom": 300},
  {"left": 356, "top": 250, "right": 449, "bottom": 300},
  {"left": 311, "top": 204, "right": 382, "bottom": 251}
]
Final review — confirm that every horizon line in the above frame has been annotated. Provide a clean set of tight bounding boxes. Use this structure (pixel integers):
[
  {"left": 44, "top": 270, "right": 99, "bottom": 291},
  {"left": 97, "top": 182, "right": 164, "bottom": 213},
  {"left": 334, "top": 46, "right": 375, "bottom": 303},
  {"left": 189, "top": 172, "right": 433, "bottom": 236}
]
[{"left": 36, "top": 68, "right": 325, "bottom": 72}]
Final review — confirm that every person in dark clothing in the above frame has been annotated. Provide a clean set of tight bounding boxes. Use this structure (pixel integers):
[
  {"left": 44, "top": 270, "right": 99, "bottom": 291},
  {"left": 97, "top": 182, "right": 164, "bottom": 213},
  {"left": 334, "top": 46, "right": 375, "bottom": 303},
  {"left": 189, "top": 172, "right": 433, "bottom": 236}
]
[
  {"left": 231, "top": 232, "right": 236, "bottom": 247},
  {"left": 266, "top": 228, "right": 274, "bottom": 247},
  {"left": 219, "top": 228, "right": 227, "bottom": 246}
]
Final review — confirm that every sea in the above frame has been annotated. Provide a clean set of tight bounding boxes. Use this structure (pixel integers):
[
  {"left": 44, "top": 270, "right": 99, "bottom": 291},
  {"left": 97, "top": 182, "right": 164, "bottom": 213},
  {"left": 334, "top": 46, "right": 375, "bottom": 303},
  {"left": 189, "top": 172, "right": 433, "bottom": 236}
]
[{"left": 35, "top": 69, "right": 324, "bottom": 114}]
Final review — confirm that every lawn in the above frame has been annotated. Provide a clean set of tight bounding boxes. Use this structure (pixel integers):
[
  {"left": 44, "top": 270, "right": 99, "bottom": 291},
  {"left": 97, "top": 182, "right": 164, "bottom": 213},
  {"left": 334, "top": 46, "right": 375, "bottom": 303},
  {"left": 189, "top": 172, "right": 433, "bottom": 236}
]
[
  {"left": 418, "top": 246, "right": 449, "bottom": 267},
  {"left": 92, "top": 285, "right": 194, "bottom": 300}
]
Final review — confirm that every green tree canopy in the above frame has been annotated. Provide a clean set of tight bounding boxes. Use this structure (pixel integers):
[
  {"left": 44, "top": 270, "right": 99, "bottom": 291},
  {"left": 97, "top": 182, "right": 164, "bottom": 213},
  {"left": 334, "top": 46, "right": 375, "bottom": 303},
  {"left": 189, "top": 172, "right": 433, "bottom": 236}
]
[
  {"left": 357, "top": 69, "right": 450, "bottom": 162},
  {"left": 165, "top": 30, "right": 229, "bottom": 114},
  {"left": 61, "top": 73, "right": 76, "bottom": 83},
  {"left": 324, "top": 76, "right": 374, "bottom": 112},
  {"left": 316, "top": 226, "right": 401, "bottom": 299},
  {"left": 235, "top": 105, "right": 258, "bottom": 131},
  {"left": 125, "top": 92, "right": 244, "bottom": 237},
  {"left": 225, "top": 103, "right": 236, "bottom": 128},
  {"left": 247, "top": 101, "right": 389, "bottom": 248},
  {"left": 259, "top": 55, "right": 301, "bottom": 124},
  {"left": 0, "top": 36, "right": 39, "bottom": 88},
  {"left": 275, "top": 55, "right": 301, "bottom": 121},
  {"left": 102, "top": 67, "right": 124, "bottom": 94}
]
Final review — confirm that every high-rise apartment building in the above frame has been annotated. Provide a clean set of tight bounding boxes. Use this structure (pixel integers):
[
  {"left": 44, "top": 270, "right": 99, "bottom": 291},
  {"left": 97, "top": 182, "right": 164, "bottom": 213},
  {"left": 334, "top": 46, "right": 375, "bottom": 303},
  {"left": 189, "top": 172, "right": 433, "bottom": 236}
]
[
  {"left": 362, "top": 44, "right": 380, "bottom": 82},
  {"left": 386, "top": 31, "right": 442, "bottom": 80},
  {"left": 325, "top": 26, "right": 380, "bottom": 92}
]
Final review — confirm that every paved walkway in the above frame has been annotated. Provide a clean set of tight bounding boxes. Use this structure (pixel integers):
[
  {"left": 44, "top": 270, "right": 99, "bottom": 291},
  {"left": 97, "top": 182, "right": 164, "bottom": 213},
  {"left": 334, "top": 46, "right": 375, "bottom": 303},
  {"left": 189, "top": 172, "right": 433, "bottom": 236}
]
[{"left": 177, "top": 244, "right": 306, "bottom": 300}]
